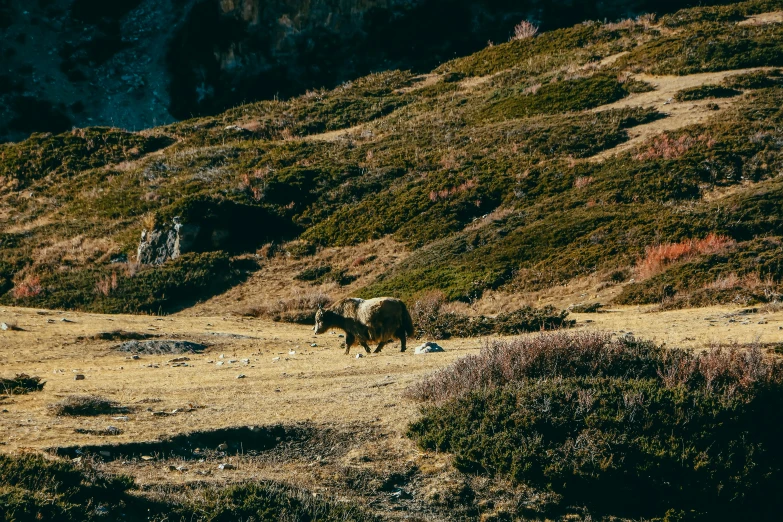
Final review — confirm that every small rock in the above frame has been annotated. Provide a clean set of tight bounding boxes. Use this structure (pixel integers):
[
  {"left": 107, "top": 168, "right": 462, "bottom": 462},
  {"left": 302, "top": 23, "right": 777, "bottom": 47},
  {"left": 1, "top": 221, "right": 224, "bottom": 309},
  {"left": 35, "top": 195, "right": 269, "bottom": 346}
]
[
  {"left": 176, "top": 465, "right": 188, "bottom": 472},
  {"left": 236, "top": 374, "right": 246, "bottom": 379},
  {"left": 389, "top": 488, "right": 413, "bottom": 500},
  {"left": 355, "top": 353, "right": 363, "bottom": 359},
  {"left": 310, "top": 343, "right": 318, "bottom": 347},
  {"left": 0, "top": 323, "right": 8, "bottom": 331},
  {"left": 105, "top": 426, "right": 121, "bottom": 434},
  {"left": 216, "top": 361, "right": 224, "bottom": 366},
  {"left": 74, "top": 374, "right": 85, "bottom": 380},
  {"left": 60, "top": 318, "right": 75, "bottom": 323},
  {"left": 414, "top": 342, "right": 445, "bottom": 354},
  {"left": 272, "top": 357, "right": 280, "bottom": 362},
  {"left": 218, "top": 463, "right": 235, "bottom": 470},
  {"left": 168, "top": 357, "right": 190, "bottom": 363},
  {"left": 112, "top": 416, "right": 129, "bottom": 421},
  {"left": 288, "top": 350, "right": 296, "bottom": 355},
  {"left": 228, "top": 359, "right": 238, "bottom": 364},
  {"left": 219, "top": 354, "right": 225, "bottom": 359},
  {"left": 241, "top": 358, "right": 250, "bottom": 364},
  {"left": 338, "top": 334, "right": 344, "bottom": 338}
]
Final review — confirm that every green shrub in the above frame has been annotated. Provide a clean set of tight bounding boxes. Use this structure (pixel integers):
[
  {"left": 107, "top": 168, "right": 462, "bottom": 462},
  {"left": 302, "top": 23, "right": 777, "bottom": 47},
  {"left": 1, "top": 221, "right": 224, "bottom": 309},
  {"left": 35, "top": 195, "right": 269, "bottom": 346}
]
[
  {"left": 722, "top": 69, "right": 783, "bottom": 89},
  {"left": 0, "top": 453, "right": 377, "bottom": 522},
  {"left": 479, "top": 74, "right": 631, "bottom": 121},
  {"left": 410, "top": 292, "right": 572, "bottom": 339},
  {"left": 674, "top": 84, "right": 742, "bottom": 101},
  {"left": 1, "top": 252, "right": 253, "bottom": 314},
  {"left": 0, "top": 453, "right": 136, "bottom": 522},
  {"left": 0, "top": 128, "right": 172, "bottom": 191},
  {"left": 408, "top": 332, "right": 783, "bottom": 520}
]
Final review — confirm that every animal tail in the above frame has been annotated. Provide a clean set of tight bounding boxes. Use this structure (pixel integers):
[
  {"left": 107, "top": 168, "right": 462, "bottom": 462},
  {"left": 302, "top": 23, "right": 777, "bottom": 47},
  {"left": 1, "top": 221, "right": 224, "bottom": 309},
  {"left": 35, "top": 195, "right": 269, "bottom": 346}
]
[{"left": 401, "top": 302, "right": 414, "bottom": 337}]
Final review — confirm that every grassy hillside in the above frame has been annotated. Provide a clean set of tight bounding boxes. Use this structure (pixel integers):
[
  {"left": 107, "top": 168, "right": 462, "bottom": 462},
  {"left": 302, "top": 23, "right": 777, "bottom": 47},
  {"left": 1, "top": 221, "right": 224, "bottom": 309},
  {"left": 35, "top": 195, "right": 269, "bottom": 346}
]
[{"left": 2, "top": 0, "right": 783, "bottom": 313}]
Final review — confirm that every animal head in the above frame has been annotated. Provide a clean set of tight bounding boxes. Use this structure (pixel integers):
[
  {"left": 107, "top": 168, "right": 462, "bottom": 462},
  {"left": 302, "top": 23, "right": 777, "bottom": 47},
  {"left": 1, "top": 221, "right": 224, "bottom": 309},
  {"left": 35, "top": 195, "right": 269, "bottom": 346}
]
[{"left": 314, "top": 305, "right": 327, "bottom": 334}]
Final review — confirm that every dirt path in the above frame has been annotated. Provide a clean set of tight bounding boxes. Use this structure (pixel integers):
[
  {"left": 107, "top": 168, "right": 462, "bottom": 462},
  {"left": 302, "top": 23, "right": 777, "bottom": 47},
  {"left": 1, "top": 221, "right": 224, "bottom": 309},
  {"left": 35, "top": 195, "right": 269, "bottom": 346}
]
[{"left": 589, "top": 68, "right": 772, "bottom": 161}]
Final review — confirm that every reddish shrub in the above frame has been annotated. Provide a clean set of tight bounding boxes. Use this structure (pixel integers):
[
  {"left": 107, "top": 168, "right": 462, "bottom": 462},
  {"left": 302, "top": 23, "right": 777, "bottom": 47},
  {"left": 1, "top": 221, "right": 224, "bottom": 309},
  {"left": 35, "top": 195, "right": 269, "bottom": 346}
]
[
  {"left": 635, "top": 233, "right": 734, "bottom": 279},
  {"left": 12, "top": 275, "right": 42, "bottom": 299}
]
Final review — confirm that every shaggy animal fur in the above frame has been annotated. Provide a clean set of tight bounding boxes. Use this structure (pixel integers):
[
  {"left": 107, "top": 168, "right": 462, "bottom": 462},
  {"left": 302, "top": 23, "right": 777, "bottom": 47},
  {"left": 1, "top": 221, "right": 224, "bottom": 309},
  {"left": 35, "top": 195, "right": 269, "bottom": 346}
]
[{"left": 314, "top": 297, "right": 414, "bottom": 355}]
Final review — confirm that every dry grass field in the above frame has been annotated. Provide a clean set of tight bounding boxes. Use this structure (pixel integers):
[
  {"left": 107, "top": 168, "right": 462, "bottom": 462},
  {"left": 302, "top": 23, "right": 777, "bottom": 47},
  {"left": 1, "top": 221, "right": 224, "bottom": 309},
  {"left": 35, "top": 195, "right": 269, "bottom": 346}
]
[{"left": 2, "top": 302, "right": 782, "bottom": 520}]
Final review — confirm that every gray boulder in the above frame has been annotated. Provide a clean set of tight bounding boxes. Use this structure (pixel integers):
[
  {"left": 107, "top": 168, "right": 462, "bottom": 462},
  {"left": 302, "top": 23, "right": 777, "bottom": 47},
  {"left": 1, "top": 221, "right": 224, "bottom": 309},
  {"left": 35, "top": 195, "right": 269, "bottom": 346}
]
[
  {"left": 137, "top": 218, "right": 200, "bottom": 265},
  {"left": 414, "top": 342, "right": 445, "bottom": 354}
]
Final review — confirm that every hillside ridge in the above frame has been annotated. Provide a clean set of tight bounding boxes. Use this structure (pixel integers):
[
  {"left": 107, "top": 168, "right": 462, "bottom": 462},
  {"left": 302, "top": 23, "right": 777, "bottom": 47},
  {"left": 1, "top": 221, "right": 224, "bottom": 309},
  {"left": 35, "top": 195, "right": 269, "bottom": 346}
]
[{"left": 2, "top": 0, "right": 783, "bottom": 318}]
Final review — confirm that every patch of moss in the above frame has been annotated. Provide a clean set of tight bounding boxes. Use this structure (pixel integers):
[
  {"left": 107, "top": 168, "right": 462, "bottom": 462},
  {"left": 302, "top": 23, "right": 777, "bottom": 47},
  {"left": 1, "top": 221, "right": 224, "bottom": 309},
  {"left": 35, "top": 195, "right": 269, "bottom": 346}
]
[{"left": 478, "top": 74, "right": 633, "bottom": 121}]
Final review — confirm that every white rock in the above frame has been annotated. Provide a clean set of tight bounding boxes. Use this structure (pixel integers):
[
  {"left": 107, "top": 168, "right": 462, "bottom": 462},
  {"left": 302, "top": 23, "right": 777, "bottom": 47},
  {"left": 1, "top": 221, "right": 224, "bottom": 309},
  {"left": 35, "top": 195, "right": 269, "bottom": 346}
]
[
  {"left": 218, "top": 463, "right": 235, "bottom": 470},
  {"left": 236, "top": 374, "right": 246, "bottom": 379},
  {"left": 0, "top": 323, "right": 8, "bottom": 331},
  {"left": 355, "top": 353, "right": 363, "bottom": 359},
  {"left": 414, "top": 342, "right": 445, "bottom": 354},
  {"left": 216, "top": 361, "right": 224, "bottom": 366},
  {"left": 310, "top": 343, "right": 317, "bottom": 347}
]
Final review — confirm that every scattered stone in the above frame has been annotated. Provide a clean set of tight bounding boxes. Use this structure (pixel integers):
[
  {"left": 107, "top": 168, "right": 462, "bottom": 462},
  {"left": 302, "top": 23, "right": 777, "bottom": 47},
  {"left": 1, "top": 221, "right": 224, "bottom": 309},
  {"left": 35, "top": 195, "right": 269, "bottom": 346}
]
[
  {"left": 168, "top": 357, "right": 190, "bottom": 363},
  {"left": 288, "top": 350, "right": 296, "bottom": 355},
  {"left": 216, "top": 361, "right": 224, "bottom": 366},
  {"left": 272, "top": 357, "right": 280, "bottom": 362},
  {"left": 236, "top": 374, "right": 246, "bottom": 379},
  {"left": 414, "top": 342, "right": 445, "bottom": 354},
  {"left": 114, "top": 340, "right": 207, "bottom": 355},
  {"left": 338, "top": 334, "right": 344, "bottom": 338},
  {"left": 74, "top": 374, "right": 85, "bottom": 380},
  {"left": 355, "top": 353, "right": 363, "bottom": 359},
  {"left": 0, "top": 322, "right": 23, "bottom": 331},
  {"left": 228, "top": 359, "right": 238, "bottom": 364},
  {"left": 112, "top": 416, "right": 129, "bottom": 421},
  {"left": 60, "top": 318, "right": 75, "bottom": 323},
  {"left": 219, "top": 354, "right": 225, "bottom": 359},
  {"left": 241, "top": 358, "right": 250, "bottom": 364},
  {"left": 389, "top": 488, "right": 413, "bottom": 500},
  {"left": 310, "top": 343, "right": 317, "bottom": 347},
  {"left": 218, "top": 463, "right": 235, "bottom": 470},
  {"left": 106, "top": 426, "right": 121, "bottom": 435}
]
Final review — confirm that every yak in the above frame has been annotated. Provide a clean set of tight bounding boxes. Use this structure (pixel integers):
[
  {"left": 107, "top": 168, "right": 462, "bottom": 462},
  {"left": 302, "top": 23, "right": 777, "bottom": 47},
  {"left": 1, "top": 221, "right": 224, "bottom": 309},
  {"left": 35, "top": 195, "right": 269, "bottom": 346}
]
[{"left": 314, "top": 297, "right": 414, "bottom": 355}]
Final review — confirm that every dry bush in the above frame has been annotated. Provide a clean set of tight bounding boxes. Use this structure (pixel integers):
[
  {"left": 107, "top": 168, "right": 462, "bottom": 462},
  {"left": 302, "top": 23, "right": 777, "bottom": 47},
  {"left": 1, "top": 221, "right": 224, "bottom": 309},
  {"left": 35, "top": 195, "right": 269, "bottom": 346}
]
[
  {"left": 95, "top": 272, "right": 119, "bottom": 296},
  {"left": 407, "top": 331, "right": 780, "bottom": 404},
  {"left": 0, "top": 374, "right": 45, "bottom": 395},
  {"left": 49, "top": 395, "right": 131, "bottom": 416},
  {"left": 510, "top": 20, "right": 539, "bottom": 41},
  {"left": 411, "top": 291, "right": 572, "bottom": 340},
  {"left": 635, "top": 133, "right": 715, "bottom": 161},
  {"left": 12, "top": 275, "right": 42, "bottom": 299},
  {"left": 635, "top": 233, "right": 734, "bottom": 279},
  {"left": 243, "top": 290, "right": 332, "bottom": 324},
  {"left": 573, "top": 176, "right": 594, "bottom": 189}
]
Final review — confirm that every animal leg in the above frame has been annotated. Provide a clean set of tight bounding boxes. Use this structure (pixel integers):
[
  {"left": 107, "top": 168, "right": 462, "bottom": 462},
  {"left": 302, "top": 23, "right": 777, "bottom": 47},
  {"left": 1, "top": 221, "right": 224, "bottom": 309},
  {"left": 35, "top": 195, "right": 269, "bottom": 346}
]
[
  {"left": 344, "top": 333, "right": 355, "bottom": 355},
  {"left": 398, "top": 329, "right": 407, "bottom": 352},
  {"left": 360, "top": 340, "right": 372, "bottom": 354},
  {"left": 373, "top": 341, "right": 387, "bottom": 354}
]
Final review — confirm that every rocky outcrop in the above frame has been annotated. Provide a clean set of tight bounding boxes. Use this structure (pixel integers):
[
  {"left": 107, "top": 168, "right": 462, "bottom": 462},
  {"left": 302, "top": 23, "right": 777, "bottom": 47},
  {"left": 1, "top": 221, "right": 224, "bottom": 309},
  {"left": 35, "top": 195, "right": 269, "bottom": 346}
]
[
  {"left": 137, "top": 219, "right": 201, "bottom": 265},
  {"left": 1, "top": 0, "right": 735, "bottom": 142}
]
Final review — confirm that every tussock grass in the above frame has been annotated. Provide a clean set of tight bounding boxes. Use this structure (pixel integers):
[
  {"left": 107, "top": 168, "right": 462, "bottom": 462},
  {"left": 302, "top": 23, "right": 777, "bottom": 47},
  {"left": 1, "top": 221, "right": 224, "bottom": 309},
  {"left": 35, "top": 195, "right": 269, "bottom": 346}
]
[
  {"left": 0, "top": 374, "right": 44, "bottom": 395},
  {"left": 48, "top": 395, "right": 131, "bottom": 416}
]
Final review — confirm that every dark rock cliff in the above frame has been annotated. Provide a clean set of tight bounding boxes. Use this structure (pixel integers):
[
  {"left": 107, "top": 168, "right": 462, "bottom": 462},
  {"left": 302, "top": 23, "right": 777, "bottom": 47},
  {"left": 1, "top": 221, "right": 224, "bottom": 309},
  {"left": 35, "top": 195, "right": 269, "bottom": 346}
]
[{"left": 0, "top": 0, "right": 733, "bottom": 142}]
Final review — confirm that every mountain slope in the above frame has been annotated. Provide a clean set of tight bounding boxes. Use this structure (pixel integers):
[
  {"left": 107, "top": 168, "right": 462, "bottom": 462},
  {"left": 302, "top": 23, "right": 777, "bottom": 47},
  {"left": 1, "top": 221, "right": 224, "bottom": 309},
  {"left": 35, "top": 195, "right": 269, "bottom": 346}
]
[{"left": 2, "top": 0, "right": 783, "bottom": 315}]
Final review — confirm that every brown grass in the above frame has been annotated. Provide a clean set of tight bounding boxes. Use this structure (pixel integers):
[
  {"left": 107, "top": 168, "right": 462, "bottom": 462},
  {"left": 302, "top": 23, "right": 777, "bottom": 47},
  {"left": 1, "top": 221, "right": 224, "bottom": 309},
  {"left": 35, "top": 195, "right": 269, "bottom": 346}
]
[{"left": 636, "top": 233, "right": 734, "bottom": 279}]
